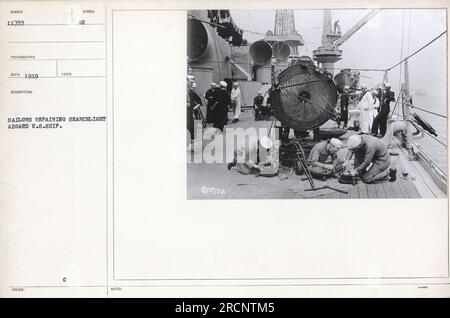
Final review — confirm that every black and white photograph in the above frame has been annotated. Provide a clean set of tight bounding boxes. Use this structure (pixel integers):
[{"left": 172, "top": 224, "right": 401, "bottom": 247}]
[
  {"left": 1, "top": 0, "right": 449, "bottom": 299},
  {"left": 186, "top": 8, "right": 447, "bottom": 199}
]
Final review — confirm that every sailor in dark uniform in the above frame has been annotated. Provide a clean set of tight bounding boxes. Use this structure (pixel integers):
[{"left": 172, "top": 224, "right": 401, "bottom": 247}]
[
  {"left": 190, "top": 83, "right": 203, "bottom": 120},
  {"left": 211, "top": 81, "right": 230, "bottom": 132},
  {"left": 339, "top": 85, "right": 350, "bottom": 128},
  {"left": 204, "top": 82, "right": 216, "bottom": 123},
  {"left": 371, "top": 83, "right": 395, "bottom": 137},
  {"left": 186, "top": 75, "right": 196, "bottom": 145},
  {"left": 253, "top": 91, "right": 264, "bottom": 120}
]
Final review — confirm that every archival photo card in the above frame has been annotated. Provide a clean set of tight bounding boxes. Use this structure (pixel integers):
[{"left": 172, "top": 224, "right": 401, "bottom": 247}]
[
  {"left": 0, "top": 0, "right": 449, "bottom": 298},
  {"left": 186, "top": 8, "right": 447, "bottom": 200}
]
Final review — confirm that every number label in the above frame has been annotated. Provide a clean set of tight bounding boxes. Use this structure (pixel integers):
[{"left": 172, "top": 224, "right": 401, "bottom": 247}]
[
  {"left": 24, "top": 73, "right": 39, "bottom": 79},
  {"left": 7, "top": 20, "right": 24, "bottom": 26}
]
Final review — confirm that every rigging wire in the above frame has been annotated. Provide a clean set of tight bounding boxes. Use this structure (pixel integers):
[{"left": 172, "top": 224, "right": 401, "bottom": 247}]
[
  {"left": 278, "top": 79, "right": 329, "bottom": 89},
  {"left": 407, "top": 9, "right": 412, "bottom": 55},
  {"left": 187, "top": 14, "right": 226, "bottom": 29},
  {"left": 381, "top": 13, "right": 447, "bottom": 141},
  {"left": 398, "top": 10, "right": 405, "bottom": 95},
  {"left": 241, "top": 29, "right": 266, "bottom": 36},
  {"left": 188, "top": 14, "right": 266, "bottom": 36},
  {"left": 410, "top": 105, "right": 447, "bottom": 119},
  {"left": 322, "top": 67, "right": 386, "bottom": 72},
  {"left": 386, "top": 30, "right": 447, "bottom": 71},
  {"left": 296, "top": 95, "right": 337, "bottom": 117},
  {"left": 192, "top": 59, "right": 386, "bottom": 73},
  {"left": 419, "top": 128, "right": 447, "bottom": 147},
  {"left": 389, "top": 88, "right": 404, "bottom": 119}
]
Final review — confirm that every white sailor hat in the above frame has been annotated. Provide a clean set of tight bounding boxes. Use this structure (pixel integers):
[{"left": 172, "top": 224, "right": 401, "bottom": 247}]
[
  {"left": 348, "top": 135, "right": 362, "bottom": 150},
  {"left": 329, "top": 138, "right": 343, "bottom": 149},
  {"left": 344, "top": 85, "right": 350, "bottom": 90},
  {"left": 220, "top": 81, "right": 227, "bottom": 87},
  {"left": 259, "top": 136, "right": 273, "bottom": 149},
  {"left": 385, "top": 82, "right": 391, "bottom": 87}
]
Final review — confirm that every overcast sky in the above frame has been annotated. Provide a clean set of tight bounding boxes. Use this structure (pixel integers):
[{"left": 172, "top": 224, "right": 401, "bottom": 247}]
[{"left": 231, "top": 9, "right": 446, "bottom": 99}]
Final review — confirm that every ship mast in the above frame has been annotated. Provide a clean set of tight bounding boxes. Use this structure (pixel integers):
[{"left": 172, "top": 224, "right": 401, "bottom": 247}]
[
  {"left": 402, "top": 59, "right": 416, "bottom": 159},
  {"left": 313, "top": 9, "right": 380, "bottom": 75}
]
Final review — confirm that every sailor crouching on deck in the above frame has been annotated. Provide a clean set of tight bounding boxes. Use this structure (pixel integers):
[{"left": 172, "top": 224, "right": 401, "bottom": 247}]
[
  {"left": 344, "top": 135, "right": 391, "bottom": 183},
  {"left": 307, "top": 138, "right": 344, "bottom": 180},
  {"left": 227, "top": 136, "right": 279, "bottom": 177}
]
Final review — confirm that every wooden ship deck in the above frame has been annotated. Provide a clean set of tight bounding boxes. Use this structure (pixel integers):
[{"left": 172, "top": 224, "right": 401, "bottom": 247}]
[{"left": 187, "top": 112, "right": 446, "bottom": 200}]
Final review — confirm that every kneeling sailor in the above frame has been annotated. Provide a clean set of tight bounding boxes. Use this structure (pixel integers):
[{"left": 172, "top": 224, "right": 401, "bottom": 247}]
[
  {"left": 307, "top": 138, "right": 344, "bottom": 180},
  {"left": 344, "top": 134, "right": 391, "bottom": 183},
  {"left": 228, "top": 136, "right": 279, "bottom": 177}
]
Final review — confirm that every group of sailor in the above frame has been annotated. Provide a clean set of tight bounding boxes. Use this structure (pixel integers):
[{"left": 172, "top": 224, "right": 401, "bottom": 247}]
[
  {"left": 188, "top": 75, "right": 396, "bottom": 184},
  {"left": 228, "top": 133, "right": 395, "bottom": 184},
  {"left": 307, "top": 135, "right": 394, "bottom": 183},
  {"left": 338, "top": 83, "right": 395, "bottom": 137},
  {"left": 187, "top": 75, "right": 244, "bottom": 137}
]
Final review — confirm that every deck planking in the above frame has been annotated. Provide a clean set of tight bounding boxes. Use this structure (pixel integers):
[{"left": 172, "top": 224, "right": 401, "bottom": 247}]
[
  {"left": 374, "top": 182, "right": 386, "bottom": 198},
  {"left": 187, "top": 113, "right": 435, "bottom": 199},
  {"left": 187, "top": 162, "right": 424, "bottom": 199}
]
